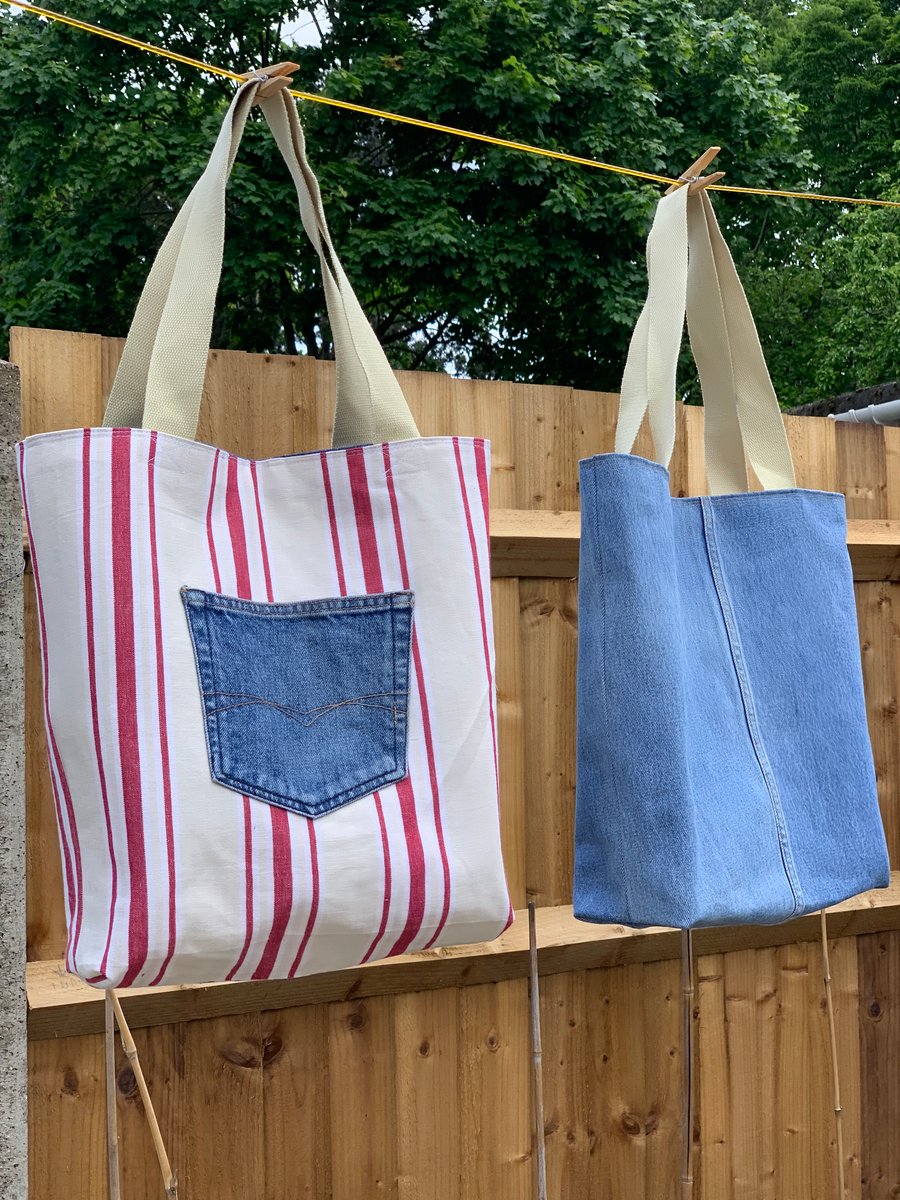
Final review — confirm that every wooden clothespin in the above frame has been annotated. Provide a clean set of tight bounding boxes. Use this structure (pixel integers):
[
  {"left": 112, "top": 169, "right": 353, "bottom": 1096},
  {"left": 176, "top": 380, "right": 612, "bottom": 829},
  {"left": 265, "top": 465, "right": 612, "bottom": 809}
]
[
  {"left": 238, "top": 61, "right": 300, "bottom": 99},
  {"left": 665, "top": 147, "right": 725, "bottom": 196}
]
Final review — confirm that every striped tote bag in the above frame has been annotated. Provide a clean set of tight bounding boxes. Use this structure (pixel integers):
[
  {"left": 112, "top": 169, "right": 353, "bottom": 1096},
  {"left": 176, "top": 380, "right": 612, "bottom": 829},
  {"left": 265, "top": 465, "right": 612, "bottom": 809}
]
[{"left": 19, "top": 76, "right": 511, "bottom": 987}]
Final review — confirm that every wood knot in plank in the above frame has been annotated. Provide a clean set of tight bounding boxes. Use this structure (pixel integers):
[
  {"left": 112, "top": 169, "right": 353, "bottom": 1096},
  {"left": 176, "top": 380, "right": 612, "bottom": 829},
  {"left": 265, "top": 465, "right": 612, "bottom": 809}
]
[
  {"left": 346, "top": 1006, "right": 367, "bottom": 1032},
  {"left": 221, "top": 1038, "right": 261, "bottom": 1069},
  {"left": 116, "top": 1065, "right": 138, "bottom": 1100},
  {"left": 262, "top": 1034, "right": 284, "bottom": 1067}
]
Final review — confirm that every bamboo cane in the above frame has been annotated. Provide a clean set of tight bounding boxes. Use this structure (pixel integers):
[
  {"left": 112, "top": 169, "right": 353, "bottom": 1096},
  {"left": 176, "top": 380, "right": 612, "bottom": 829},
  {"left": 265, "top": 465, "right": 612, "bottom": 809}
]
[
  {"left": 681, "top": 928, "right": 695, "bottom": 1200},
  {"left": 105, "top": 991, "right": 121, "bottom": 1200},
  {"left": 109, "top": 990, "right": 178, "bottom": 1199},
  {"left": 527, "top": 901, "right": 548, "bottom": 1200},
  {"left": 820, "top": 910, "right": 846, "bottom": 1200}
]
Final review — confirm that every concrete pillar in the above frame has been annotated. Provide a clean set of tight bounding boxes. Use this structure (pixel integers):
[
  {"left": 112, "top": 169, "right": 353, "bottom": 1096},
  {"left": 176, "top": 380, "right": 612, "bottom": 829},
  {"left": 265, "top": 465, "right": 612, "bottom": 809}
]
[{"left": 0, "top": 359, "right": 27, "bottom": 1200}]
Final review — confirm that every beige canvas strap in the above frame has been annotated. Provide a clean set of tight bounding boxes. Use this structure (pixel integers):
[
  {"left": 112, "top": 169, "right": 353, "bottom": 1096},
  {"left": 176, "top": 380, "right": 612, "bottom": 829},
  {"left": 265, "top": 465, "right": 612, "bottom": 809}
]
[
  {"left": 102, "top": 78, "right": 419, "bottom": 448},
  {"left": 616, "top": 185, "right": 795, "bottom": 493}
]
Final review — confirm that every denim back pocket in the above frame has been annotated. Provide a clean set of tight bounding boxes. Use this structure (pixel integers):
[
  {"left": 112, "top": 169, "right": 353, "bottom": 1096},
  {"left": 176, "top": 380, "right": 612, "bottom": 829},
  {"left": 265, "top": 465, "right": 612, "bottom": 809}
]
[{"left": 181, "top": 588, "right": 414, "bottom": 818}]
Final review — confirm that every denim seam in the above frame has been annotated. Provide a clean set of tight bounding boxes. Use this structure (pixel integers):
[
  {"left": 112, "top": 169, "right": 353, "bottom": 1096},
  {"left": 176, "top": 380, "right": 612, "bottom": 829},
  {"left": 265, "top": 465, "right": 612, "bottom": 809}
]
[
  {"left": 182, "top": 588, "right": 413, "bottom": 618},
  {"left": 391, "top": 598, "right": 399, "bottom": 784},
  {"left": 699, "top": 497, "right": 804, "bottom": 917},
  {"left": 395, "top": 600, "right": 411, "bottom": 776},
  {"left": 585, "top": 467, "right": 625, "bottom": 923},
  {"left": 213, "top": 761, "right": 410, "bottom": 816},
  {"left": 186, "top": 599, "right": 217, "bottom": 771},
  {"left": 202, "top": 602, "right": 226, "bottom": 787}
]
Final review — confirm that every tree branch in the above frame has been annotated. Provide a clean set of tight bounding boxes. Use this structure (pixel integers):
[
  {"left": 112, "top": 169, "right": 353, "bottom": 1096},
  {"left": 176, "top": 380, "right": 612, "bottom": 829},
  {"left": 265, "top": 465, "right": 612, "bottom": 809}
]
[
  {"left": 408, "top": 314, "right": 454, "bottom": 368},
  {"left": 280, "top": 272, "right": 298, "bottom": 354}
]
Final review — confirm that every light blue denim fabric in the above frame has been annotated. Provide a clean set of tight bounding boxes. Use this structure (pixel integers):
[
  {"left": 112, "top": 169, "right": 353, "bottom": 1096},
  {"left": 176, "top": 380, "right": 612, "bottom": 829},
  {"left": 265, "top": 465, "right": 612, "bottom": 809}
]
[
  {"left": 575, "top": 453, "right": 890, "bottom": 929},
  {"left": 181, "top": 588, "right": 413, "bottom": 817}
]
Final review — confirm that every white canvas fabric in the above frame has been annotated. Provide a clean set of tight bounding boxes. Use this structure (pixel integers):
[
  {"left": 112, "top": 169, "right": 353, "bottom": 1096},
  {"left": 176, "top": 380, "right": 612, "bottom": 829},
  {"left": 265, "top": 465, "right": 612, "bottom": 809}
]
[{"left": 19, "top": 77, "right": 510, "bottom": 987}]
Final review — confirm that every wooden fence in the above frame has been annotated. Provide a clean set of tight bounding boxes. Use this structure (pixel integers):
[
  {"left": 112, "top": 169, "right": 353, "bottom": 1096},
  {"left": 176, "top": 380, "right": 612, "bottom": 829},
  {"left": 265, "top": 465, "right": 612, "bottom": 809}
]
[{"left": 13, "top": 326, "right": 900, "bottom": 1199}]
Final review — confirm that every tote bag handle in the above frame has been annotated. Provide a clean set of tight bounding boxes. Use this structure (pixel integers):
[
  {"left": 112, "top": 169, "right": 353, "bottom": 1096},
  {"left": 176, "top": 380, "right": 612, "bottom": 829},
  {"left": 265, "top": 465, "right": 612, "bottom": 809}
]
[
  {"left": 102, "top": 78, "right": 420, "bottom": 449},
  {"left": 615, "top": 184, "right": 795, "bottom": 493}
]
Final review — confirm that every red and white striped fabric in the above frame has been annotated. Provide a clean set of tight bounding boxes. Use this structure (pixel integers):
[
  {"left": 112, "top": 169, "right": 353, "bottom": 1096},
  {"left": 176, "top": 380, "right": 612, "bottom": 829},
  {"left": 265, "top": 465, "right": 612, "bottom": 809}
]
[{"left": 18, "top": 78, "right": 510, "bottom": 987}]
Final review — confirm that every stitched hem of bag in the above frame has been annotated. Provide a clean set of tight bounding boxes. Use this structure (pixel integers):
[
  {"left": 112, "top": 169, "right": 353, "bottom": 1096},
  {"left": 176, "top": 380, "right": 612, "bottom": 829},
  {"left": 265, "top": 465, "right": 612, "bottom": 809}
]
[
  {"left": 581, "top": 459, "right": 624, "bottom": 917},
  {"left": 573, "top": 902, "right": 798, "bottom": 929},
  {"left": 18, "top": 427, "right": 490, "bottom": 463},
  {"left": 699, "top": 496, "right": 804, "bottom": 918},
  {"left": 83, "top": 913, "right": 515, "bottom": 987},
  {"left": 181, "top": 587, "right": 413, "bottom": 618},
  {"left": 578, "top": 452, "right": 845, "bottom": 501}
]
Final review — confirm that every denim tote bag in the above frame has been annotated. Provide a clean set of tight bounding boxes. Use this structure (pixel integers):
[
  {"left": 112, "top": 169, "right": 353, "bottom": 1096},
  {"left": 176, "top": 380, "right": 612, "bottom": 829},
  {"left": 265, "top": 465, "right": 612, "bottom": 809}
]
[
  {"left": 575, "top": 185, "right": 889, "bottom": 929},
  {"left": 19, "top": 77, "right": 510, "bottom": 986}
]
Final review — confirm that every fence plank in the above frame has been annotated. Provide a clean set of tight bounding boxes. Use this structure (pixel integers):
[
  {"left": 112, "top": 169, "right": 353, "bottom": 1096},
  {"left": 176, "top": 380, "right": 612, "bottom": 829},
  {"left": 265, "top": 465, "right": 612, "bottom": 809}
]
[
  {"left": 458, "top": 980, "right": 532, "bottom": 1200},
  {"left": 697, "top": 953, "right": 732, "bottom": 1200},
  {"left": 114, "top": 1022, "right": 186, "bottom": 1200},
  {"left": 520, "top": 578, "right": 578, "bottom": 906},
  {"left": 327, "top": 995, "right": 398, "bottom": 1198},
  {"left": 29, "top": 1033, "right": 106, "bottom": 1200},
  {"left": 394, "top": 988, "right": 460, "bottom": 1200},
  {"left": 261, "top": 1002, "right": 332, "bottom": 1198},
  {"left": 540, "top": 970, "right": 592, "bottom": 1197},
  {"left": 493, "top": 577, "right": 527, "bottom": 908},
  {"left": 183, "top": 1013, "right": 266, "bottom": 1200},
  {"left": 859, "top": 931, "right": 900, "bottom": 1199},
  {"left": 856, "top": 581, "right": 900, "bottom": 863}
]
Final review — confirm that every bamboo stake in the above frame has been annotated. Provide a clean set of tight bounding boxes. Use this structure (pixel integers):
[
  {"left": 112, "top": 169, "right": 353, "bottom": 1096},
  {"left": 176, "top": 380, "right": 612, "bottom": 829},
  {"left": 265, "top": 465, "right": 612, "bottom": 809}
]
[
  {"left": 681, "top": 928, "right": 696, "bottom": 1200},
  {"left": 820, "top": 910, "right": 846, "bottom": 1200},
  {"left": 109, "top": 990, "right": 178, "bottom": 1199},
  {"left": 527, "top": 901, "right": 548, "bottom": 1200},
  {"left": 105, "top": 991, "right": 121, "bottom": 1200}
]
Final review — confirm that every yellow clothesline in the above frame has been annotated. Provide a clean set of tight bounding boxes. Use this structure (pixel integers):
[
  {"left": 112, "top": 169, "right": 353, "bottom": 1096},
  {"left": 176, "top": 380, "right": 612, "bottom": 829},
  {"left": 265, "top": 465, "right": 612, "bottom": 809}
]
[{"left": 2, "top": 0, "right": 900, "bottom": 209}]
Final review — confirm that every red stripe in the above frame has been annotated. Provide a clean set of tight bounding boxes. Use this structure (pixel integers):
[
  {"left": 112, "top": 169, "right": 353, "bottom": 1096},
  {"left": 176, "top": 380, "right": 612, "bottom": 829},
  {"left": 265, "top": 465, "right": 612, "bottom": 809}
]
[
  {"left": 381, "top": 444, "right": 449, "bottom": 950},
  {"left": 223, "top": 457, "right": 255, "bottom": 981},
  {"left": 452, "top": 438, "right": 499, "bottom": 783},
  {"left": 225, "top": 456, "right": 252, "bottom": 597},
  {"left": 346, "top": 447, "right": 386, "bottom": 592},
  {"left": 248, "top": 462, "right": 294, "bottom": 981},
  {"left": 81, "top": 430, "right": 118, "bottom": 976},
  {"left": 385, "top": 774, "right": 428, "bottom": 955},
  {"left": 20, "top": 442, "right": 81, "bottom": 972},
  {"left": 320, "top": 452, "right": 347, "bottom": 596},
  {"left": 360, "top": 792, "right": 392, "bottom": 962},
  {"left": 288, "top": 821, "right": 320, "bottom": 977},
  {"left": 110, "top": 430, "right": 149, "bottom": 986},
  {"left": 206, "top": 450, "right": 222, "bottom": 592},
  {"left": 473, "top": 439, "right": 491, "bottom": 542},
  {"left": 347, "top": 447, "right": 430, "bottom": 956},
  {"left": 252, "top": 806, "right": 293, "bottom": 979},
  {"left": 146, "top": 432, "right": 178, "bottom": 986},
  {"left": 249, "top": 461, "right": 274, "bottom": 599}
]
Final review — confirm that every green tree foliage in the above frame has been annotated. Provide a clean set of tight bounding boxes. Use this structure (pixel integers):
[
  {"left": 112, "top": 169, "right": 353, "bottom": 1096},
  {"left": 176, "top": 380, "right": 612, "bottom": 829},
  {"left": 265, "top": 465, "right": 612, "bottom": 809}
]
[
  {"left": 716, "top": 0, "right": 900, "bottom": 405},
  {"left": 0, "top": 3, "right": 308, "bottom": 358},
  {"left": 0, "top": 0, "right": 809, "bottom": 391},
  {"left": 767, "top": 0, "right": 900, "bottom": 198}
]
